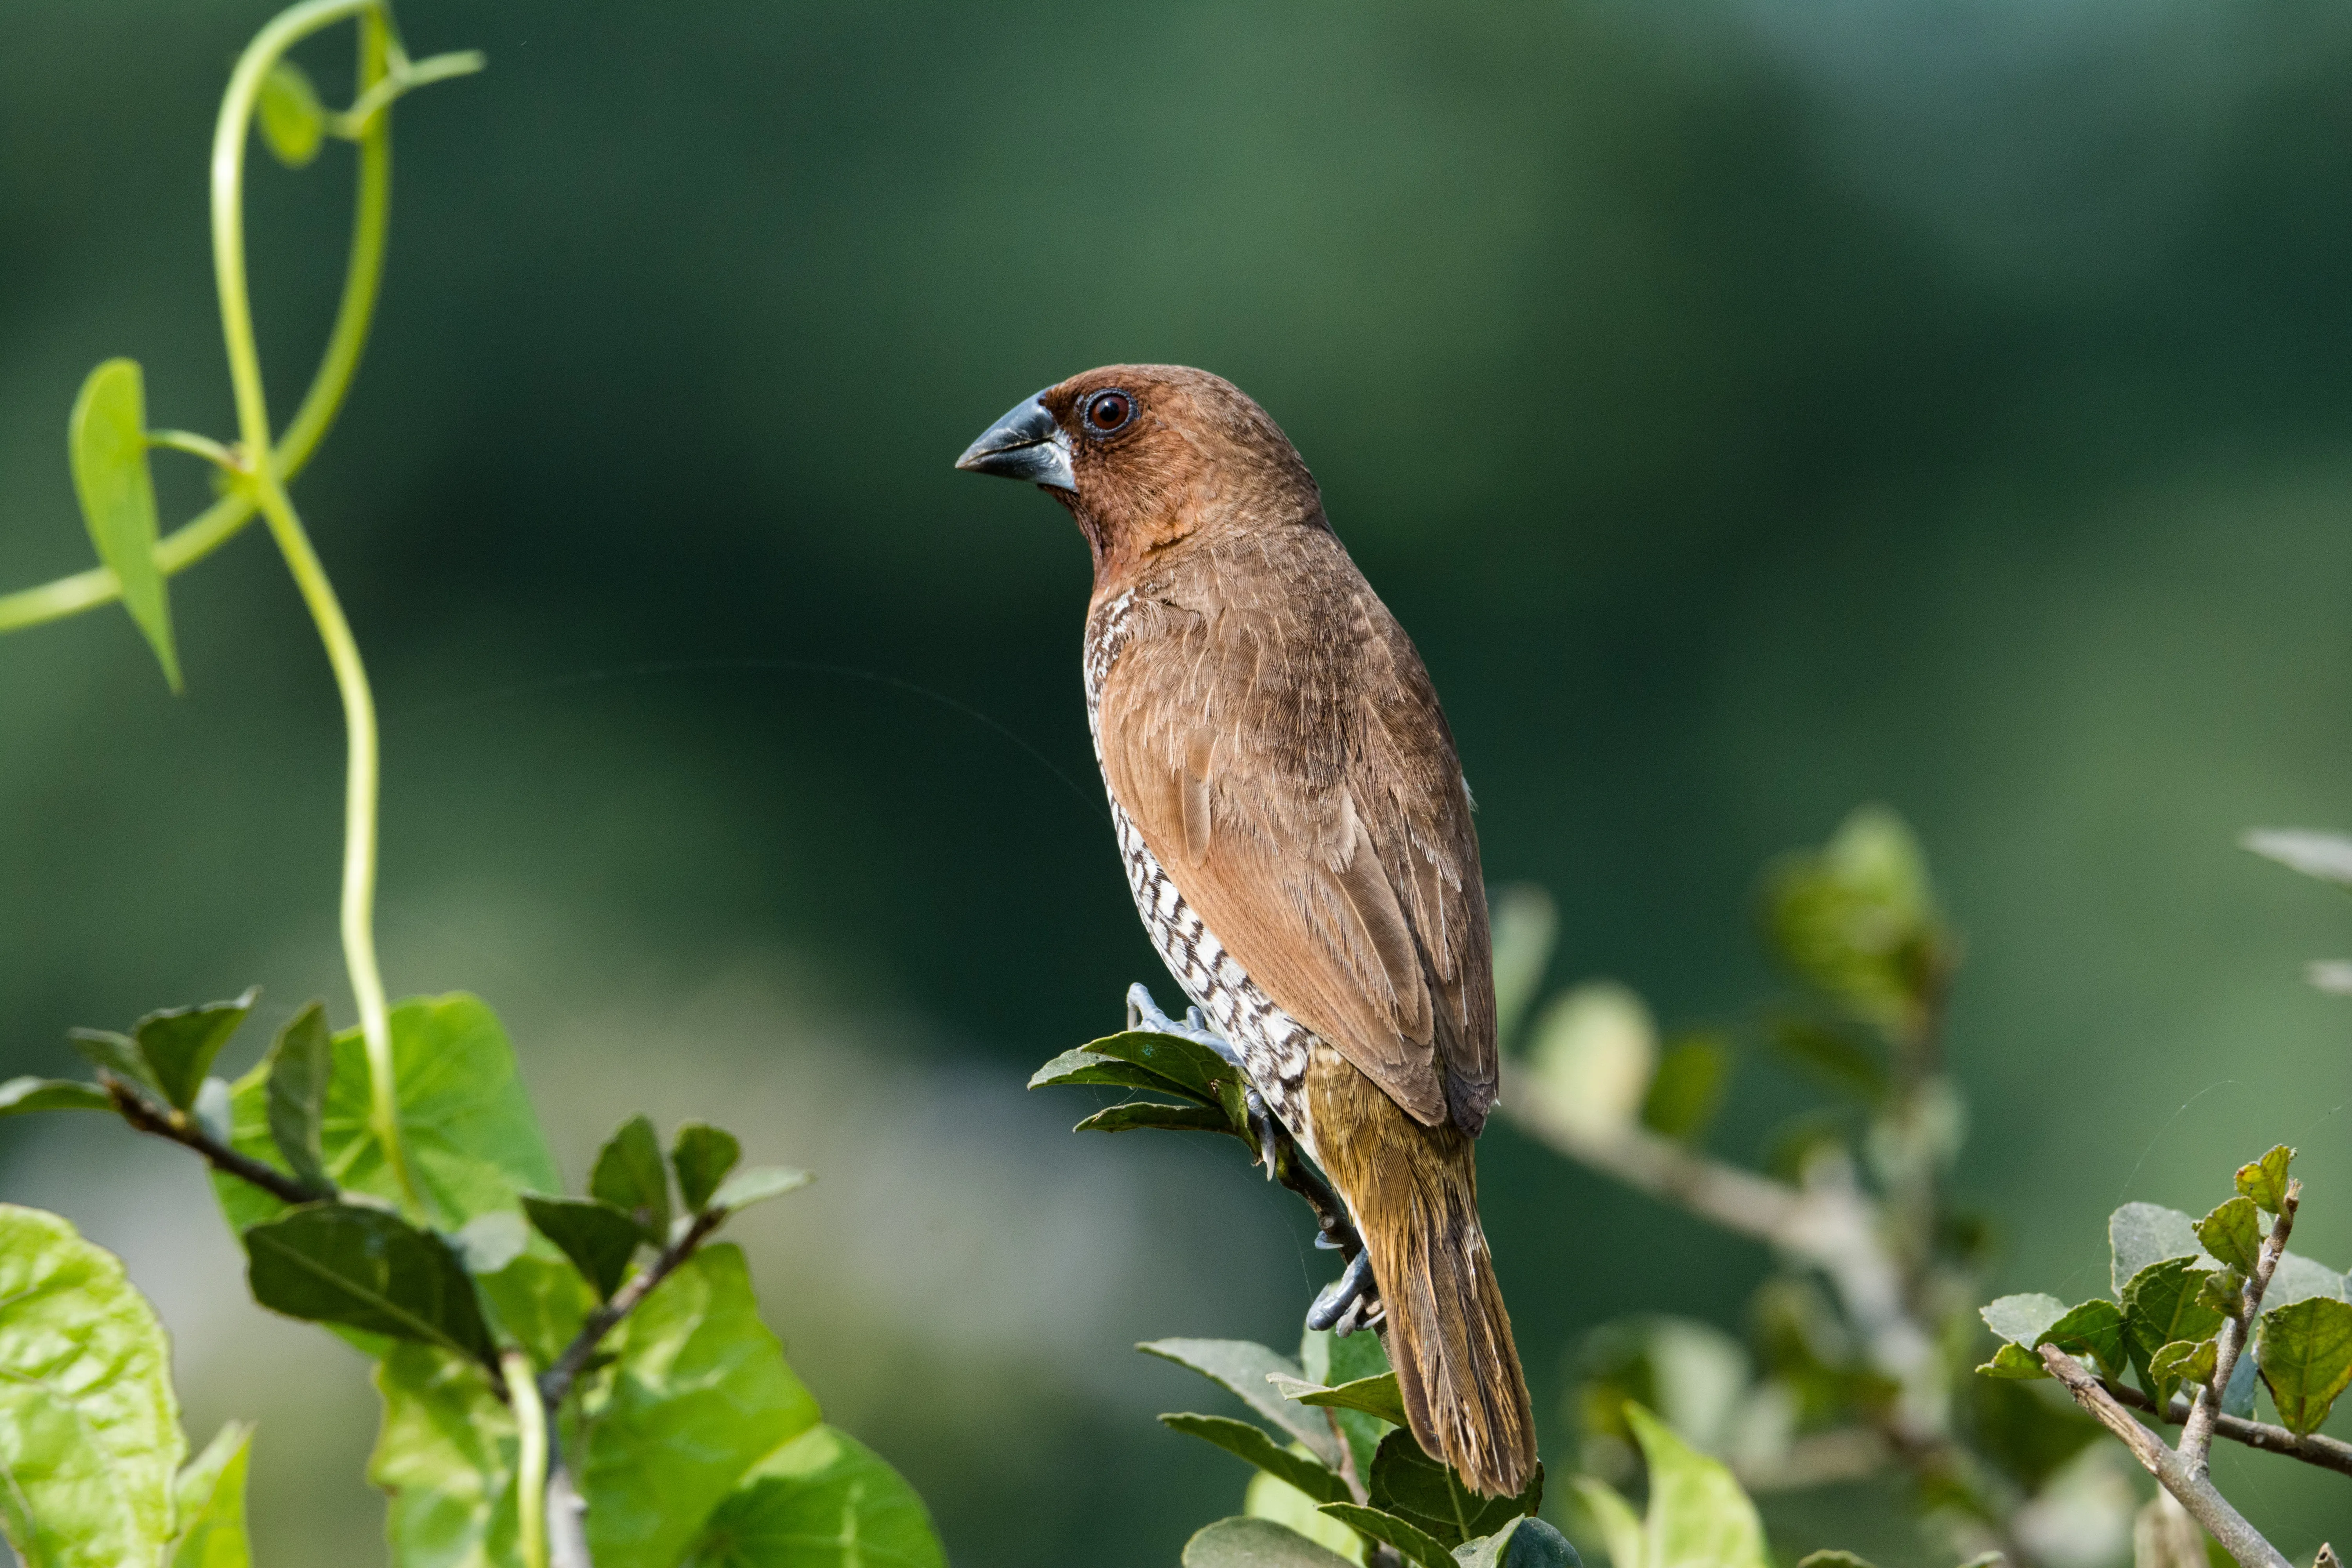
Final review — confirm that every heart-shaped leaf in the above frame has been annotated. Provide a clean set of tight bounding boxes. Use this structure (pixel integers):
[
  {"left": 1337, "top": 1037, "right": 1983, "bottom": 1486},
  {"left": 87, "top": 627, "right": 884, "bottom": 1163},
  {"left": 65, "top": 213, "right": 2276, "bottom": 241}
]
[
  {"left": 522, "top": 1195, "right": 638, "bottom": 1301},
  {"left": 669, "top": 1122, "right": 740, "bottom": 1213},
  {"left": 134, "top": 990, "right": 257, "bottom": 1112},
  {"left": 592, "top": 1114, "right": 671, "bottom": 1245}
]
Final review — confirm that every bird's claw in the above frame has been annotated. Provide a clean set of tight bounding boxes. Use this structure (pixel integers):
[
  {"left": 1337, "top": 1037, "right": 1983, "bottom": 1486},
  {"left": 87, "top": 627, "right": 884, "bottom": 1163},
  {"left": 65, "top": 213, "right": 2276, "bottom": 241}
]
[
  {"left": 1306, "top": 1248, "right": 1382, "bottom": 1337},
  {"left": 1124, "top": 982, "right": 1239, "bottom": 1063},
  {"left": 1245, "top": 1088, "right": 1281, "bottom": 1181}
]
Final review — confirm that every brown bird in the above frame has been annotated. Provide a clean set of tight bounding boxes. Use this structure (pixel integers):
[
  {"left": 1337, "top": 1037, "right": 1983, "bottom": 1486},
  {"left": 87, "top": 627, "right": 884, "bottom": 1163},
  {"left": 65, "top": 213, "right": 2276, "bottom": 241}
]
[{"left": 956, "top": 365, "right": 1537, "bottom": 1497}]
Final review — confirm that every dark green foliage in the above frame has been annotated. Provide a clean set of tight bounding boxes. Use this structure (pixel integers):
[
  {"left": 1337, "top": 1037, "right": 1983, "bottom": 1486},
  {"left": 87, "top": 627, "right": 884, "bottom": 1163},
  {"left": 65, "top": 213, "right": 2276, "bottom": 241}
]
[
  {"left": 592, "top": 1114, "right": 674, "bottom": 1246},
  {"left": 243, "top": 1203, "right": 492, "bottom": 1365},
  {"left": 522, "top": 1194, "right": 639, "bottom": 1299},
  {"left": 670, "top": 1122, "right": 741, "bottom": 1213},
  {"left": 127, "top": 991, "right": 256, "bottom": 1111},
  {"left": 263, "top": 1002, "right": 334, "bottom": 1195},
  {"left": 1766, "top": 1018, "right": 1886, "bottom": 1103},
  {"left": 1158, "top": 1416, "right": 1351, "bottom": 1504},
  {"left": 1365, "top": 1430, "right": 1539, "bottom": 1547},
  {"left": 1180, "top": 1517, "right": 1356, "bottom": 1568},
  {"left": 2120, "top": 1258, "right": 2227, "bottom": 1403},
  {"left": 1317, "top": 1502, "right": 1453, "bottom": 1568}
]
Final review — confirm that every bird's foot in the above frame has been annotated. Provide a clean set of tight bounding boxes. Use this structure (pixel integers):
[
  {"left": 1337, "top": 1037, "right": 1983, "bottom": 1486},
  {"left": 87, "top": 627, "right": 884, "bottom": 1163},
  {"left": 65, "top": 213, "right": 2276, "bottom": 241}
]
[
  {"left": 1126, "top": 982, "right": 1282, "bottom": 1178},
  {"left": 1125, "top": 982, "right": 1237, "bottom": 1062},
  {"left": 1306, "top": 1248, "right": 1383, "bottom": 1338}
]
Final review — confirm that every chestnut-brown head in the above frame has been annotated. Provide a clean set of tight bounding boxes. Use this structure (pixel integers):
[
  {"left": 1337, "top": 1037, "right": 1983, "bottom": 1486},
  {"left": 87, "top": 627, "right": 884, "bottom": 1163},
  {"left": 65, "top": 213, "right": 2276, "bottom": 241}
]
[{"left": 955, "top": 365, "right": 1322, "bottom": 584}]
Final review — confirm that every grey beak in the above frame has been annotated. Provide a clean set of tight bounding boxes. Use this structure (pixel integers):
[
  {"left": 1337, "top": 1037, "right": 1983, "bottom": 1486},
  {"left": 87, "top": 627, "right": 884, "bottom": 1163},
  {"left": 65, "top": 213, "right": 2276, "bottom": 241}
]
[{"left": 954, "top": 389, "right": 1076, "bottom": 492}]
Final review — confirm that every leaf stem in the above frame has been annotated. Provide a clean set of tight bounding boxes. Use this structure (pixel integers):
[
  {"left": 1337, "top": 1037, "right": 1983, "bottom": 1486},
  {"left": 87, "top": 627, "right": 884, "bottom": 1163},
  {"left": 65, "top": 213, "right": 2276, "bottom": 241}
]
[
  {"left": 101, "top": 1075, "right": 330, "bottom": 1206},
  {"left": 209, "top": 0, "right": 422, "bottom": 1216},
  {"left": 0, "top": 12, "right": 396, "bottom": 637},
  {"left": 506, "top": 1351, "right": 551, "bottom": 1568},
  {"left": 2182, "top": 1180, "right": 2298, "bottom": 1477}
]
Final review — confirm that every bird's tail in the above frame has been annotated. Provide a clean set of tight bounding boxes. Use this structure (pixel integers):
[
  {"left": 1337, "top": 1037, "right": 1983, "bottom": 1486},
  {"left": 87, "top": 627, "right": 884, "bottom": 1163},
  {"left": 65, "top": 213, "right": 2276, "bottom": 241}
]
[{"left": 1309, "top": 1067, "right": 1536, "bottom": 1497}]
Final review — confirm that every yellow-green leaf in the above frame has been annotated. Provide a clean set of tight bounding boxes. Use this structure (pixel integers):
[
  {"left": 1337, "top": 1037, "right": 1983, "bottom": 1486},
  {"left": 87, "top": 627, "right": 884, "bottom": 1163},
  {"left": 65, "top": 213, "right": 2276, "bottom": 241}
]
[
  {"left": 257, "top": 61, "right": 325, "bottom": 167},
  {"left": 2257, "top": 1296, "right": 2352, "bottom": 1436},
  {"left": 68, "top": 358, "right": 180, "bottom": 691},
  {"left": 2236, "top": 1145, "right": 2294, "bottom": 1215}
]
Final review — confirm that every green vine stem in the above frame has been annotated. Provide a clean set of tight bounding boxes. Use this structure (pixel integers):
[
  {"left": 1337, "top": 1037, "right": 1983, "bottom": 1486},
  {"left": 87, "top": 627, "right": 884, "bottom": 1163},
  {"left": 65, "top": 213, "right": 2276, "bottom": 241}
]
[
  {"left": 504, "top": 1351, "right": 552, "bottom": 1568},
  {"left": 0, "top": 17, "right": 394, "bottom": 636},
  {"left": 205, "top": 0, "right": 427, "bottom": 1214}
]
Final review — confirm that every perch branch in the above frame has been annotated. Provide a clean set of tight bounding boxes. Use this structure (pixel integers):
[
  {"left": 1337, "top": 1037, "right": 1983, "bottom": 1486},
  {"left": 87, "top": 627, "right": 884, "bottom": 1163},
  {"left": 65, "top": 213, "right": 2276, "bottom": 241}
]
[
  {"left": 2095, "top": 1370, "right": 2352, "bottom": 1478},
  {"left": 539, "top": 1207, "right": 725, "bottom": 1409},
  {"left": 102, "top": 1076, "right": 329, "bottom": 1207},
  {"left": 2181, "top": 1181, "right": 2298, "bottom": 1475},
  {"left": 2040, "top": 1345, "right": 2289, "bottom": 1568}
]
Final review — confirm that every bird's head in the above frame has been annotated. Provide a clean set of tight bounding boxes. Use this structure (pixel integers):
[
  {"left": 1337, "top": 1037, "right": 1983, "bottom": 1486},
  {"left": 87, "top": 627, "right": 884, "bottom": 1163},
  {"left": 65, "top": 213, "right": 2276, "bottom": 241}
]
[{"left": 955, "top": 364, "right": 1322, "bottom": 582}]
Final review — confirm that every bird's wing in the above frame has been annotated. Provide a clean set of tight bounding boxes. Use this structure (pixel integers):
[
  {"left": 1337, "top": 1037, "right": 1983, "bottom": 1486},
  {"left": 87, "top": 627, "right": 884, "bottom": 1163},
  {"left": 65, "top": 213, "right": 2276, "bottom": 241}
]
[{"left": 1098, "top": 556, "right": 1496, "bottom": 1131}]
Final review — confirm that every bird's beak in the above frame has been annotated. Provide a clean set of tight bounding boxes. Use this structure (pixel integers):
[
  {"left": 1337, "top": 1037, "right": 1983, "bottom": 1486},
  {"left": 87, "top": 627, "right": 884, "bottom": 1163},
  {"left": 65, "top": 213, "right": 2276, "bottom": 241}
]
[{"left": 954, "top": 390, "right": 1076, "bottom": 492}]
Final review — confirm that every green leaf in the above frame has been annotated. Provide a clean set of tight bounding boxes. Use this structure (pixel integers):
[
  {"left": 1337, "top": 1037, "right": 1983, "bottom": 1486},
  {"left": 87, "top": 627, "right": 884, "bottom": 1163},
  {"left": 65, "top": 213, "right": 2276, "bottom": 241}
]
[
  {"left": 2043, "top": 1299, "right": 2128, "bottom": 1380},
  {"left": 1027, "top": 1046, "right": 1192, "bottom": 1097},
  {"left": 0, "top": 1076, "right": 111, "bottom": 1114},
  {"left": 677, "top": 1423, "right": 946, "bottom": 1568},
  {"left": 592, "top": 1114, "right": 673, "bottom": 1245},
  {"left": 522, "top": 1195, "right": 638, "bottom": 1300},
  {"left": 132, "top": 990, "right": 256, "bottom": 1112},
  {"left": 580, "top": 1245, "right": 824, "bottom": 1568},
  {"left": 2198, "top": 1267, "right": 2247, "bottom": 1319},
  {"left": 1076, "top": 1028, "right": 1244, "bottom": 1112},
  {"left": 2194, "top": 1197, "right": 2264, "bottom": 1275},
  {"left": 171, "top": 1421, "right": 254, "bottom": 1568},
  {"left": 477, "top": 1253, "right": 593, "bottom": 1367},
  {"left": 265, "top": 1001, "right": 335, "bottom": 1195},
  {"left": 1796, "top": 1555, "right": 1877, "bottom": 1568},
  {"left": 1183, "top": 1517, "right": 1360, "bottom": 1568},
  {"left": 1760, "top": 806, "right": 1943, "bottom": 1028},
  {"left": 708, "top": 1165, "right": 813, "bottom": 1216},
  {"left": 1300, "top": 1327, "right": 1394, "bottom": 1479},
  {"left": 2121, "top": 1258, "right": 2227, "bottom": 1404},
  {"left": 1766, "top": 1018, "right": 1887, "bottom": 1102},
  {"left": 0, "top": 1205, "right": 183, "bottom": 1568},
  {"left": 1317, "top": 1503, "right": 1454, "bottom": 1568},
  {"left": 1974, "top": 1342, "right": 2046, "bottom": 1379},
  {"left": 1075, "top": 1100, "right": 1235, "bottom": 1135},
  {"left": 1980, "top": 1294, "right": 2067, "bottom": 1347},
  {"left": 72, "top": 1029, "right": 161, "bottom": 1095},
  {"left": 1452, "top": 1517, "right": 1580, "bottom": 1568},
  {"left": 1487, "top": 883, "right": 1558, "bottom": 1048},
  {"left": 1269, "top": 1371, "right": 1410, "bottom": 1431},
  {"left": 1569, "top": 1477, "right": 1644, "bottom": 1568},
  {"left": 67, "top": 358, "right": 180, "bottom": 690},
  {"left": 671, "top": 1123, "right": 742, "bottom": 1213},
  {"left": 370, "top": 1342, "right": 519, "bottom": 1568},
  {"left": 1163, "top": 1414, "right": 1350, "bottom": 1504},
  {"left": 243, "top": 1203, "right": 494, "bottom": 1364},
  {"left": 2237, "top": 1145, "right": 2295, "bottom": 1215},
  {"left": 215, "top": 994, "right": 561, "bottom": 1235},
  {"left": 1639, "top": 1034, "right": 1731, "bottom": 1142},
  {"left": 1246, "top": 1470, "right": 1366, "bottom": 1565},
  {"left": 1365, "top": 1430, "right": 1537, "bottom": 1548},
  {"left": 2149, "top": 1339, "right": 2218, "bottom": 1388},
  {"left": 256, "top": 60, "right": 325, "bottom": 167},
  {"left": 2109, "top": 1202, "right": 2203, "bottom": 1296},
  {"left": 1623, "top": 1402, "right": 1769, "bottom": 1568},
  {"left": 1139, "top": 1338, "right": 1342, "bottom": 1467},
  {"left": 2256, "top": 1296, "right": 2352, "bottom": 1435}
]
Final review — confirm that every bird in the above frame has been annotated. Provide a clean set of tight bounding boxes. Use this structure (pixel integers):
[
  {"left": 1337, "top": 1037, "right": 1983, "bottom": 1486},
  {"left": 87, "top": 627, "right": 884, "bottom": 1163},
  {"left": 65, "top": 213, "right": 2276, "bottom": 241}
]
[{"left": 955, "top": 365, "right": 1537, "bottom": 1497}]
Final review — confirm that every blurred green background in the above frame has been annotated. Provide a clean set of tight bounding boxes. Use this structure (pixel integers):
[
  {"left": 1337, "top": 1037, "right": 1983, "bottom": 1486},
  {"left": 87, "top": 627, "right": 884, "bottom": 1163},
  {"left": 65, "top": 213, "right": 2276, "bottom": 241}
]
[{"left": 6, "top": 1, "right": 2352, "bottom": 1562}]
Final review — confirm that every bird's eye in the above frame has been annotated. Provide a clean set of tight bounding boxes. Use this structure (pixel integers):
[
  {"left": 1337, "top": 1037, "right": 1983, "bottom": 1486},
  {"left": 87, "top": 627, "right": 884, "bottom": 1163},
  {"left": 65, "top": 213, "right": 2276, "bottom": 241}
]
[{"left": 1084, "top": 390, "right": 1134, "bottom": 432}]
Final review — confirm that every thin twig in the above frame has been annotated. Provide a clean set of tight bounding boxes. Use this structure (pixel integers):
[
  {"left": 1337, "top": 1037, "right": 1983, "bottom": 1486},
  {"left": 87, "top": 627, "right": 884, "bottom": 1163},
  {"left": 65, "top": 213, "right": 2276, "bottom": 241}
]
[
  {"left": 2182, "top": 1181, "right": 2299, "bottom": 1476},
  {"left": 2040, "top": 1346, "right": 2290, "bottom": 1568},
  {"left": 2096, "top": 1370, "right": 2352, "bottom": 1478},
  {"left": 103, "top": 1077, "right": 328, "bottom": 1207},
  {"left": 539, "top": 1208, "right": 724, "bottom": 1409}
]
